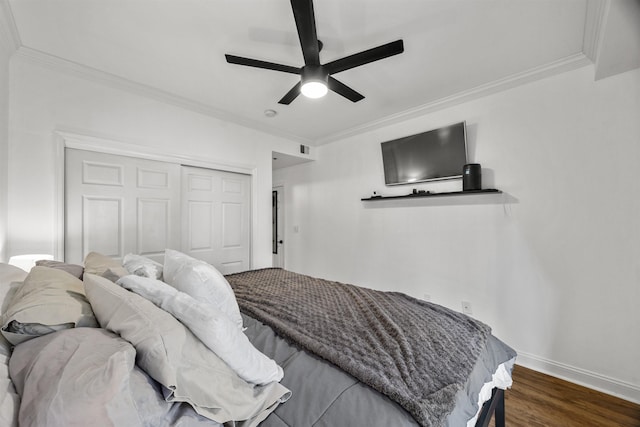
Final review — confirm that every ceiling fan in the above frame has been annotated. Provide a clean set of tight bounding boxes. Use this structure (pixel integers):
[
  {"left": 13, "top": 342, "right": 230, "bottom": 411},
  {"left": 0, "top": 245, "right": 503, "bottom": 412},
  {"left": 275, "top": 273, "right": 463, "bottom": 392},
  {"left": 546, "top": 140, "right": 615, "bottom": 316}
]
[{"left": 225, "top": 0, "right": 404, "bottom": 105}]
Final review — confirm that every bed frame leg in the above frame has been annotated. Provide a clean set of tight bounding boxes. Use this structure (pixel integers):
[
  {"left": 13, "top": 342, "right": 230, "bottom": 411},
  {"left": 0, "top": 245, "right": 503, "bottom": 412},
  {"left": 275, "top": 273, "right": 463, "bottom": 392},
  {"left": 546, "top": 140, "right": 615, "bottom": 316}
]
[
  {"left": 494, "top": 388, "right": 505, "bottom": 427},
  {"left": 475, "top": 388, "right": 505, "bottom": 427}
]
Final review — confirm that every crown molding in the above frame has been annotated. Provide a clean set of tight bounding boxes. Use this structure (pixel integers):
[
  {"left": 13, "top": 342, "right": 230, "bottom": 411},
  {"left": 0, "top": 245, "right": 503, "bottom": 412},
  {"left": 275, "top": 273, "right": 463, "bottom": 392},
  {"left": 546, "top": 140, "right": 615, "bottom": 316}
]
[
  {"left": 14, "top": 46, "right": 309, "bottom": 145},
  {"left": 0, "top": 0, "right": 20, "bottom": 53},
  {"left": 6, "top": 10, "right": 595, "bottom": 148},
  {"left": 315, "top": 53, "right": 592, "bottom": 145}
]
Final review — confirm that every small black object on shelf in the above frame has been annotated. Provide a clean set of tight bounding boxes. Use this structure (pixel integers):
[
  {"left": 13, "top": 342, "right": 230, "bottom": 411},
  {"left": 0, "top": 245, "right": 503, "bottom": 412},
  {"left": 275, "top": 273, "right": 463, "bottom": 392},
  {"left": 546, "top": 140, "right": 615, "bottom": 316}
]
[{"left": 463, "top": 163, "right": 482, "bottom": 191}]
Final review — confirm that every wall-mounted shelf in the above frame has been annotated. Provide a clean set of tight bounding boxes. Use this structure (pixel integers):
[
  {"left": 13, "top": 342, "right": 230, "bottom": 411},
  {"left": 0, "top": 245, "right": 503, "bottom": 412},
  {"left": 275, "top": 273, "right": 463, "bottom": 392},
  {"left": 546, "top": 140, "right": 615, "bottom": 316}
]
[{"left": 361, "top": 188, "right": 501, "bottom": 201}]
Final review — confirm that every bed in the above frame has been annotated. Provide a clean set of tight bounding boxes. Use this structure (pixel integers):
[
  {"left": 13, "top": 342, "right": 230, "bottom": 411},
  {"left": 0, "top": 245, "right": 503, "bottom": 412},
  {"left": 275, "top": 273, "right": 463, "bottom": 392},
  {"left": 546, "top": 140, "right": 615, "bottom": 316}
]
[{"left": 0, "top": 249, "right": 516, "bottom": 427}]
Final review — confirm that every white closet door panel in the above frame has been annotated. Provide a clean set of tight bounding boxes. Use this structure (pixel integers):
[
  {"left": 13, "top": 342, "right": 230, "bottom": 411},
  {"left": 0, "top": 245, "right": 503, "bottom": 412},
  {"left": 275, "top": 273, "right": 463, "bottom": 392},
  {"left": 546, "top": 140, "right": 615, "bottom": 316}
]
[
  {"left": 82, "top": 161, "right": 124, "bottom": 186},
  {"left": 222, "top": 202, "right": 243, "bottom": 248},
  {"left": 181, "top": 166, "right": 250, "bottom": 274},
  {"left": 137, "top": 198, "right": 171, "bottom": 256},
  {"left": 187, "top": 201, "right": 214, "bottom": 251},
  {"left": 220, "top": 260, "right": 243, "bottom": 274},
  {"left": 137, "top": 168, "right": 170, "bottom": 189},
  {"left": 222, "top": 177, "right": 243, "bottom": 194},
  {"left": 188, "top": 174, "right": 214, "bottom": 192},
  {"left": 65, "top": 149, "right": 181, "bottom": 265},
  {"left": 82, "top": 196, "right": 122, "bottom": 257}
]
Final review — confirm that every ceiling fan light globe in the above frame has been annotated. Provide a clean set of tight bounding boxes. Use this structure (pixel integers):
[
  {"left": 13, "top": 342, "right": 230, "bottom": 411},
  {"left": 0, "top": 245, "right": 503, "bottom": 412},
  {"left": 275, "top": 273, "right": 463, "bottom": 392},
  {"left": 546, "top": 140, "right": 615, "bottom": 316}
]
[{"left": 301, "top": 81, "right": 328, "bottom": 98}]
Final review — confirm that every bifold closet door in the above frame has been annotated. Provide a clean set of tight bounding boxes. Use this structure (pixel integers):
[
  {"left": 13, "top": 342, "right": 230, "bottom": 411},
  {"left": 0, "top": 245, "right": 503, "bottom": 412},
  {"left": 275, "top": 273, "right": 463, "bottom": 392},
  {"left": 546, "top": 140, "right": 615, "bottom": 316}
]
[
  {"left": 65, "top": 148, "right": 181, "bottom": 265},
  {"left": 181, "top": 166, "right": 251, "bottom": 274}
]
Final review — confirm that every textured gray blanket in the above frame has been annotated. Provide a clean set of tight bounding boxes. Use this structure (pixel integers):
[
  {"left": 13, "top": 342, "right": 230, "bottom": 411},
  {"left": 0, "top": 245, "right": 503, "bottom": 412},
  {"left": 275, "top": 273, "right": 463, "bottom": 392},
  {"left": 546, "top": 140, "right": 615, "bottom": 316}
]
[{"left": 227, "top": 269, "right": 491, "bottom": 427}]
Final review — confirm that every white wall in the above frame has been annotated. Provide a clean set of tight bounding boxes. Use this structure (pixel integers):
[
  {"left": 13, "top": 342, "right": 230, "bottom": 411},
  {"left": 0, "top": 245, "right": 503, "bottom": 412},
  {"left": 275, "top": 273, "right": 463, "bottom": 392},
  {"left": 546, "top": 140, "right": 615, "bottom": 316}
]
[
  {"left": 0, "top": 38, "right": 11, "bottom": 263},
  {"left": 274, "top": 65, "right": 640, "bottom": 402},
  {"left": 7, "top": 56, "right": 301, "bottom": 267}
]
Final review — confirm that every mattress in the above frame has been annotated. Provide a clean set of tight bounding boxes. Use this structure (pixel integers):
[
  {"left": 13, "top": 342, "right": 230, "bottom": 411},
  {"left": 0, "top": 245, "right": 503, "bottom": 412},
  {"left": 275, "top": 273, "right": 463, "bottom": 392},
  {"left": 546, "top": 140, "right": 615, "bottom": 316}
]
[
  {"left": 228, "top": 268, "right": 517, "bottom": 427},
  {"left": 1, "top": 259, "right": 516, "bottom": 427}
]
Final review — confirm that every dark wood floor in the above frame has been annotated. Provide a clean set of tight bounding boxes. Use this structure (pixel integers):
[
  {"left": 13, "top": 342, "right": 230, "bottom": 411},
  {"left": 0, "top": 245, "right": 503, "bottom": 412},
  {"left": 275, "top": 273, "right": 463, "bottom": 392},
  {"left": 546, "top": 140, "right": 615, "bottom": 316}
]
[{"left": 489, "top": 365, "right": 640, "bottom": 427}]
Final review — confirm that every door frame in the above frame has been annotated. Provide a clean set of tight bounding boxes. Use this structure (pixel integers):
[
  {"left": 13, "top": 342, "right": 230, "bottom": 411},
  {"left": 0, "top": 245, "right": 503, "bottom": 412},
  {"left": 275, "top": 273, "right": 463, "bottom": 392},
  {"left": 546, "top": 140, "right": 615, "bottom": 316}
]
[
  {"left": 54, "top": 131, "right": 257, "bottom": 265},
  {"left": 272, "top": 184, "right": 285, "bottom": 268}
]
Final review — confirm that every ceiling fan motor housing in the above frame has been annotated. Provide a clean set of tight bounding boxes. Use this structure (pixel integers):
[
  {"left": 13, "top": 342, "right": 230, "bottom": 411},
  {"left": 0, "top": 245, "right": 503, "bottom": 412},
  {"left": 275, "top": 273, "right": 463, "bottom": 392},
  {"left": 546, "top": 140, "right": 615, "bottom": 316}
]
[{"left": 301, "top": 65, "right": 327, "bottom": 84}]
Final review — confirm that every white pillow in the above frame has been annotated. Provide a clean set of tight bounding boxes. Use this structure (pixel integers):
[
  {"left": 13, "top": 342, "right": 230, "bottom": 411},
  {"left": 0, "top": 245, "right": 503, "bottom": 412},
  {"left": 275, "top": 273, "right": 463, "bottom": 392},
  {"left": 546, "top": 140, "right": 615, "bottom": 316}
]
[
  {"left": 163, "top": 249, "right": 243, "bottom": 329},
  {"left": 1, "top": 267, "right": 98, "bottom": 345},
  {"left": 122, "top": 254, "right": 163, "bottom": 280},
  {"left": 84, "top": 273, "right": 290, "bottom": 425},
  {"left": 117, "top": 275, "right": 283, "bottom": 385}
]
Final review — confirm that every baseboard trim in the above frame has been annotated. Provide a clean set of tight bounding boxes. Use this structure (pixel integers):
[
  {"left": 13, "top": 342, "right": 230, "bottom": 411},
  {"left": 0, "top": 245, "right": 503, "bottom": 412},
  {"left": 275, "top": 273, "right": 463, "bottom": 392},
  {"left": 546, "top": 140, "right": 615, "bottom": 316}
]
[{"left": 515, "top": 351, "right": 640, "bottom": 404}]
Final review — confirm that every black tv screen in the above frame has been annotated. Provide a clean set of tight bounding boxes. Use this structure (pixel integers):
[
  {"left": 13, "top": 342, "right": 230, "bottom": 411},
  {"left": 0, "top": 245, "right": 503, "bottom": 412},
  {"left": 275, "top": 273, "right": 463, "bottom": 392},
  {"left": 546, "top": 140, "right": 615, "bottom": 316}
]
[{"left": 381, "top": 121, "right": 468, "bottom": 186}]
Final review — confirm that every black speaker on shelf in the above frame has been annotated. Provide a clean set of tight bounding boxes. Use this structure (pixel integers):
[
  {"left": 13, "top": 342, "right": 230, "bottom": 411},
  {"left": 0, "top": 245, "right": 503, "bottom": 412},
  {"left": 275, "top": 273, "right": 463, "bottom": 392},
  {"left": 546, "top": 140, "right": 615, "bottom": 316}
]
[{"left": 463, "top": 163, "right": 482, "bottom": 191}]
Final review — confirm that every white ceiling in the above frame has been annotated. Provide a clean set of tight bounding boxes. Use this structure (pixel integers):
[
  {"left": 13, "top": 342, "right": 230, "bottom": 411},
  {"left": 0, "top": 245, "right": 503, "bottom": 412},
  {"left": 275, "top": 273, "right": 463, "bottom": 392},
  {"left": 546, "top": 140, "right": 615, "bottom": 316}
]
[{"left": 2, "top": 0, "right": 605, "bottom": 145}]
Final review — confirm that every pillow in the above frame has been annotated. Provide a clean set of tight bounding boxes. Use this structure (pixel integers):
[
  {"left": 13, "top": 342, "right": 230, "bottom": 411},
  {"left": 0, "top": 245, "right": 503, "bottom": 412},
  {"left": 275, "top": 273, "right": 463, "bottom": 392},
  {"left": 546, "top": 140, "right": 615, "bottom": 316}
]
[
  {"left": 0, "top": 263, "right": 28, "bottom": 313},
  {"left": 163, "top": 249, "right": 243, "bottom": 329},
  {"left": 117, "top": 275, "right": 283, "bottom": 385},
  {"left": 0, "top": 263, "right": 26, "bottom": 427},
  {"left": 0, "top": 263, "right": 27, "bottom": 426},
  {"left": 0, "top": 267, "right": 98, "bottom": 345},
  {"left": 83, "top": 252, "right": 128, "bottom": 281},
  {"left": 84, "top": 273, "right": 290, "bottom": 425},
  {"left": 34, "top": 260, "right": 84, "bottom": 279},
  {"left": 9, "top": 328, "right": 142, "bottom": 427},
  {"left": 0, "top": 263, "right": 29, "bottom": 287},
  {"left": 122, "top": 253, "right": 163, "bottom": 280},
  {"left": 0, "top": 335, "right": 19, "bottom": 427}
]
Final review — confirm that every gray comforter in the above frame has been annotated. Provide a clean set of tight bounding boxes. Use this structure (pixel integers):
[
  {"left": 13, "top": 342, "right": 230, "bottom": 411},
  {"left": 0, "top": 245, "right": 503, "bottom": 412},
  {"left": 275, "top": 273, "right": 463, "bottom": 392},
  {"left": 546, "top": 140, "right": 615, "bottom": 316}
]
[
  {"left": 227, "top": 269, "right": 499, "bottom": 427},
  {"left": 243, "top": 313, "right": 515, "bottom": 427}
]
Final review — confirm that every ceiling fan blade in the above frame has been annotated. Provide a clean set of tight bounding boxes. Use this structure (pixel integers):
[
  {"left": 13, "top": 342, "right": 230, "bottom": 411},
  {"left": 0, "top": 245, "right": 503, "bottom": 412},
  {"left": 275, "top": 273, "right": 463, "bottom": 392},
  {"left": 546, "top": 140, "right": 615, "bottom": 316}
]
[
  {"left": 328, "top": 76, "right": 364, "bottom": 103},
  {"left": 324, "top": 39, "right": 404, "bottom": 75},
  {"left": 290, "top": 0, "right": 320, "bottom": 66},
  {"left": 278, "top": 82, "right": 302, "bottom": 105},
  {"left": 225, "top": 54, "right": 300, "bottom": 74}
]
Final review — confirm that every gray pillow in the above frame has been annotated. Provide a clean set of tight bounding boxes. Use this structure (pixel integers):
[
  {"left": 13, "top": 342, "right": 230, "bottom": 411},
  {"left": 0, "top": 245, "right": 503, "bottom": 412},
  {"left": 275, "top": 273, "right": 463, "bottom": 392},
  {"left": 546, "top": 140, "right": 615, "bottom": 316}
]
[
  {"left": 0, "top": 334, "right": 18, "bottom": 427},
  {"left": 0, "top": 263, "right": 27, "bottom": 426},
  {"left": 0, "top": 267, "right": 98, "bottom": 345},
  {"left": 9, "top": 328, "right": 143, "bottom": 427},
  {"left": 35, "top": 260, "right": 84, "bottom": 279},
  {"left": 84, "top": 273, "right": 290, "bottom": 426}
]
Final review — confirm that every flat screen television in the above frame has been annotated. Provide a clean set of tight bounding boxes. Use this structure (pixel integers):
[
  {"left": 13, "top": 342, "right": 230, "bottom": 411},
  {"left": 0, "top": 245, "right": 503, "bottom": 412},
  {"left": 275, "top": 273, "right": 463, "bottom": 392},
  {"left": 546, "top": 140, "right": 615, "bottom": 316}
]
[{"left": 381, "top": 121, "right": 468, "bottom": 186}]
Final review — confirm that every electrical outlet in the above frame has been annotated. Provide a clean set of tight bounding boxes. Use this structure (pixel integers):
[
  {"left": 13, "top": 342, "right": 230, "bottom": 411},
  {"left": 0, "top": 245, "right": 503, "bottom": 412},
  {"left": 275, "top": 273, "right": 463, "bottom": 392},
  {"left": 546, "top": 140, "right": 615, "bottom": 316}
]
[
  {"left": 422, "top": 294, "right": 431, "bottom": 302},
  {"left": 461, "top": 301, "right": 473, "bottom": 315}
]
